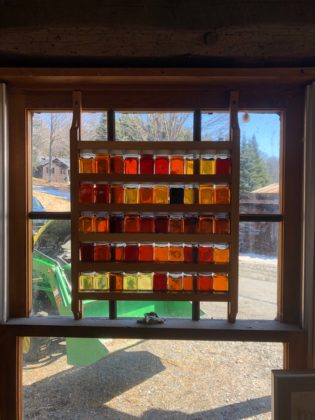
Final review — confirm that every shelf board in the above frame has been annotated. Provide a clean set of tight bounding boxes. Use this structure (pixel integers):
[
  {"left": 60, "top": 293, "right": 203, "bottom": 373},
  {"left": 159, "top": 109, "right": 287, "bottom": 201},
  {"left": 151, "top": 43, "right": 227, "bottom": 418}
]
[
  {"left": 77, "top": 291, "right": 230, "bottom": 302},
  {"left": 78, "top": 204, "right": 231, "bottom": 212},
  {"left": 78, "top": 262, "right": 230, "bottom": 271},
  {"left": 78, "top": 233, "right": 231, "bottom": 243},
  {"left": 78, "top": 174, "right": 231, "bottom": 183},
  {"left": 77, "top": 141, "right": 233, "bottom": 151}
]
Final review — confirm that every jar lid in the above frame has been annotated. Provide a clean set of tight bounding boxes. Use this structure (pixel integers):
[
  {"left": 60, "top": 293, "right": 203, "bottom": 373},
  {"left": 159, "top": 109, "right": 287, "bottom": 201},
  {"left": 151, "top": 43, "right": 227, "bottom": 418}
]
[{"left": 168, "top": 273, "right": 183, "bottom": 278}]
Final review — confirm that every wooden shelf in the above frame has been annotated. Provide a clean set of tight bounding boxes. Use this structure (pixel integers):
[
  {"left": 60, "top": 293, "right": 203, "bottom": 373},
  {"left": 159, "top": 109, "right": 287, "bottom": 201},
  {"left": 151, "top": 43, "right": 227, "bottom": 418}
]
[
  {"left": 79, "top": 203, "right": 231, "bottom": 212},
  {"left": 79, "top": 233, "right": 231, "bottom": 243},
  {"left": 78, "top": 174, "right": 231, "bottom": 183},
  {"left": 77, "top": 291, "right": 230, "bottom": 302},
  {"left": 77, "top": 140, "right": 233, "bottom": 151},
  {"left": 78, "top": 262, "right": 230, "bottom": 271}
]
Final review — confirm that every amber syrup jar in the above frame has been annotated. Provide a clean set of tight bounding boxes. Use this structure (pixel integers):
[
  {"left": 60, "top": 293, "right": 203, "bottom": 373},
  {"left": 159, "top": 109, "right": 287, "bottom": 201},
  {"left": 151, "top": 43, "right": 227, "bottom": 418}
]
[
  {"left": 213, "top": 273, "right": 229, "bottom": 292},
  {"left": 167, "top": 273, "right": 183, "bottom": 291},
  {"left": 124, "top": 155, "right": 139, "bottom": 174},
  {"left": 95, "top": 213, "right": 109, "bottom": 233},
  {"left": 110, "top": 155, "right": 124, "bottom": 174},
  {"left": 79, "top": 184, "right": 94, "bottom": 204},
  {"left": 79, "top": 215, "right": 95, "bottom": 233},
  {"left": 95, "top": 154, "right": 110, "bottom": 174},
  {"left": 139, "top": 243, "right": 154, "bottom": 261},
  {"left": 197, "top": 273, "right": 213, "bottom": 291},
  {"left": 154, "top": 155, "right": 169, "bottom": 174},
  {"left": 94, "top": 243, "right": 111, "bottom": 262},
  {"left": 140, "top": 214, "right": 155, "bottom": 233},
  {"left": 154, "top": 243, "right": 169, "bottom": 262},
  {"left": 168, "top": 214, "right": 184, "bottom": 233},
  {"left": 94, "top": 184, "right": 110, "bottom": 204},
  {"left": 124, "top": 214, "right": 140, "bottom": 233},
  {"left": 140, "top": 154, "right": 154, "bottom": 174},
  {"left": 79, "top": 243, "right": 94, "bottom": 262},
  {"left": 197, "top": 244, "right": 214, "bottom": 263}
]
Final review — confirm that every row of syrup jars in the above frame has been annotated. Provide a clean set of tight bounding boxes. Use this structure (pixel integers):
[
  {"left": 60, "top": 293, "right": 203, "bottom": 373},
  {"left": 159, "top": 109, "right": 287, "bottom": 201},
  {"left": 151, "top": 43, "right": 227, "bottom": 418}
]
[
  {"left": 79, "top": 183, "right": 230, "bottom": 205},
  {"left": 79, "top": 154, "right": 231, "bottom": 175},
  {"left": 79, "top": 242, "right": 230, "bottom": 263},
  {"left": 79, "top": 271, "right": 229, "bottom": 292},
  {"left": 79, "top": 212, "right": 230, "bottom": 234}
]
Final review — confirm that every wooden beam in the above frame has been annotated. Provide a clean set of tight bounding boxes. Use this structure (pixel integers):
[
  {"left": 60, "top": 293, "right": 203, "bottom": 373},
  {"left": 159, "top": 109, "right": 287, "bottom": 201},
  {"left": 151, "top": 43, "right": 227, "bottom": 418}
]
[{"left": 6, "top": 318, "right": 306, "bottom": 342}]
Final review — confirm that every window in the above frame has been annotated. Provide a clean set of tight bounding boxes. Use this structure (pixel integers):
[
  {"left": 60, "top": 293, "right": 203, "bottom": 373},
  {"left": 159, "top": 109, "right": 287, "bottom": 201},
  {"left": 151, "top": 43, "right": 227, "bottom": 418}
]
[{"left": 1, "top": 72, "right": 308, "bottom": 418}]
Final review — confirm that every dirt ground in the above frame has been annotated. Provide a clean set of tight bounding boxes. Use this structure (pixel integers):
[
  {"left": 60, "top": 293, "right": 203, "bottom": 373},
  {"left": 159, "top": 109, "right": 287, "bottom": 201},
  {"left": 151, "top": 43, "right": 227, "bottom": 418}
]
[{"left": 23, "top": 257, "right": 280, "bottom": 420}]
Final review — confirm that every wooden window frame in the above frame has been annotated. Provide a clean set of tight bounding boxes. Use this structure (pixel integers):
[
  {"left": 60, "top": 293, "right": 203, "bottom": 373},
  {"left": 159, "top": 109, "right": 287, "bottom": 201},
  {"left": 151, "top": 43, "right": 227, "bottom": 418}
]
[{"left": 0, "top": 68, "right": 311, "bottom": 418}]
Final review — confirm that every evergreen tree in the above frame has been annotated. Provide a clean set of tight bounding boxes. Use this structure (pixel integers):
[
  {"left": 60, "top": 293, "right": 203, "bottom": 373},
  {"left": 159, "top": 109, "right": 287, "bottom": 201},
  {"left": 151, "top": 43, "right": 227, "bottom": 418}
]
[{"left": 240, "top": 135, "right": 271, "bottom": 192}]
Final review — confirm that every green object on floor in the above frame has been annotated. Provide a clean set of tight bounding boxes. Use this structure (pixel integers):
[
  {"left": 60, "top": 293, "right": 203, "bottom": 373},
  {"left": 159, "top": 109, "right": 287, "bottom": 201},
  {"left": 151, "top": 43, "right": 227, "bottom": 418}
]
[{"left": 66, "top": 338, "right": 109, "bottom": 366}]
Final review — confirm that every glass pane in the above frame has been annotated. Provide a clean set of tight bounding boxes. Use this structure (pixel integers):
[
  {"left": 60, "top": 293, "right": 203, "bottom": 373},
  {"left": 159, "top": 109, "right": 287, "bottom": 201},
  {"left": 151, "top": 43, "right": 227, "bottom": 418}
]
[
  {"left": 81, "top": 111, "right": 107, "bottom": 140},
  {"left": 32, "top": 220, "right": 72, "bottom": 317},
  {"left": 239, "top": 222, "right": 278, "bottom": 320},
  {"left": 23, "top": 338, "right": 282, "bottom": 418},
  {"left": 239, "top": 112, "right": 281, "bottom": 214},
  {"left": 201, "top": 221, "right": 278, "bottom": 320},
  {"left": 115, "top": 112, "right": 193, "bottom": 141},
  {"left": 117, "top": 300, "right": 192, "bottom": 319},
  {"left": 32, "top": 112, "right": 72, "bottom": 212},
  {"left": 201, "top": 111, "right": 230, "bottom": 141}
]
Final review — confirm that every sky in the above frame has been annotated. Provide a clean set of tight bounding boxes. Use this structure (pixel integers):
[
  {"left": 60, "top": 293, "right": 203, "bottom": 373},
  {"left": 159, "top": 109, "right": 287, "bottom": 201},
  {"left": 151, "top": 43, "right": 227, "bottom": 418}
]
[
  {"left": 34, "top": 111, "right": 281, "bottom": 158},
  {"left": 239, "top": 112, "right": 280, "bottom": 158}
]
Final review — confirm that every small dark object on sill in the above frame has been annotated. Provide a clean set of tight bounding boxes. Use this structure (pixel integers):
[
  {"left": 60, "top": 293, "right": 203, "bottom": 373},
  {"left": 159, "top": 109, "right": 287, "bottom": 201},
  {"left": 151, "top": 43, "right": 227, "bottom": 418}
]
[{"left": 137, "top": 312, "right": 165, "bottom": 325}]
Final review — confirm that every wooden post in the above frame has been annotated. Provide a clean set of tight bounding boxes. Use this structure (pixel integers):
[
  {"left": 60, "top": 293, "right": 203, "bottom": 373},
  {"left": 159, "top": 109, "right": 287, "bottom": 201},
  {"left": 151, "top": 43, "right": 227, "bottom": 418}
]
[{"left": 70, "top": 91, "right": 82, "bottom": 319}]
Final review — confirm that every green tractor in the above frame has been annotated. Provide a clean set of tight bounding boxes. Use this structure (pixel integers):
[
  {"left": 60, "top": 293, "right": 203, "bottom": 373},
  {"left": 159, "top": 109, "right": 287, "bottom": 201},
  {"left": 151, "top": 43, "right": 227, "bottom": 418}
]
[{"left": 25, "top": 220, "right": 193, "bottom": 365}]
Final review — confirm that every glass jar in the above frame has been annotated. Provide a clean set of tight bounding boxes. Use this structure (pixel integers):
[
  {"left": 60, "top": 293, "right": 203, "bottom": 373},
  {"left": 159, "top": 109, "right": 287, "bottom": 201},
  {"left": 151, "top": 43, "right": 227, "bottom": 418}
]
[
  {"left": 94, "top": 184, "right": 110, "bottom": 204},
  {"left": 80, "top": 243, "right": 94, "bottom": 262},
  {"left": 185, "top": 155, "right": 194, "bottom": 175},
  {"left": 216, "top": 156, "right": 232, "bottom": 175},
  {"left": 139, "top": 243, "right": 154, "bottom": 261},
  {"left": 153, "top": 185, "right": 169, "bottom": 204},
  {"left": 155, "top": 214, "right": 169, "bottom": 233},
  {"left": 200, "top": 155, "right": 215, "bottom": 175},
  {"left": 138, "top": 272, "right": 153, "bottom": 290},
  {"left": 199, "top": 184, "right": 214, "bottom": 204},
  {"left": 183, "top": 273, "right": 194, "bottom": 291},
  {"left": 109, "top": 272, "right": 123, "bottom": 291},
  {"left": 184, "top": 214, "right": 198, "bottom": 233},
  {"left": 184, "top": 244, "right": 194, "bottom": 262},
  {"left": 153, "top": 272, "right": 167, "bottom": 291},
  {"left": 140, "top": 214, "right": 155, "bottom": 233},
  {"left": 213, "top": 244, "right": 230, "bottom": 263},
  {"left": 94, "top": 273, "right": 109, "bottom": 290},
  {"left": 198, "top": 214, "right": 214, "bottom": 234},
  {"left": 168, "top": 243, "right": 184, "bottom": 262},
  {"left": 170, "top": 185, "right": 184, "bottom": 204},
  {"left": 113, "top": 243, "right": 125, "bottom": 261},
  {"left": 213, "top": 273, "right": 229, "bottom": 292},
  {"left": 124, "top": 185, "right": 139, "bottom": 204},
  {"left": 139, "top": 184, "right": 154, "bottom": 204},
  {"left": 124, "top": 155, "right": 139, "bottom": 174},
  {"left": 170, "top": 156, "right": 184, "bottom": 174},
  {"left": 79, "top": 184, "right": 94, "bottom": 204},
  {"left": 95, "top": 154, "right": 110, "bottom": 174},
  {"left": 95, "top": 213, "right": 109, "bottom": 233},
  {"left": 79, "top": 272, "right": 94, "bottom": 290},
  {"left": 94, "top": 243, "right": 111, "bottom": 262},
  {"left": 123, "top": 273, "right": 138, "bottom": 290},
  {"left": 168, "top": 214, "right": 184, "bottom": 233},
  {"left": 167, "top": 273, "right": 183, "bottom": 291},
  {"left": 79, "top": 156, "right": 95, "bottom": 173},
  {"left": 214, "top": 184, "right": 230, "bottom": 204},
  {"left": 124, "top": 214, "right": 140, "bottom": 233},
  {"left": 154, "top": 243, "right": 169, "bottom": 262},
  {"left": 184, "top": 185, "right": 195, "bottom": 204},
  {"left": 79, "top": 215, "right": 95, "bottom": 233},
  {"left": 154, "top": 155, "right": 169, "bottom": 174},
  {"left": 109, "top": 213, "right": 124, "bottom": 233},
  {"left": 197, "top": 244, "right": 214, "bottom": 263},
  {"left": 125, "top": 244, "right": 139, "bottom": 261},
  {"left": 214, "top": 214, "right": 230, "bottom": 234},
  {"left": 197, "top": 273, "right": 213, "bottom": 291},
  {"left": 110, "top": 184, "right": 124, "bottom": 204},
  {"left": 140, "top": 154, "right": 154, "bottom": 174},
  {"left": 110, "top": 155, "right": 124, "bottom": 174}
]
